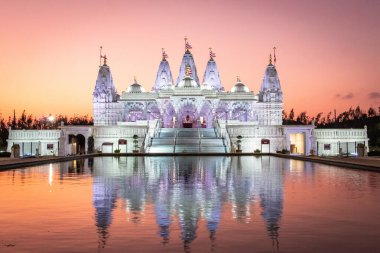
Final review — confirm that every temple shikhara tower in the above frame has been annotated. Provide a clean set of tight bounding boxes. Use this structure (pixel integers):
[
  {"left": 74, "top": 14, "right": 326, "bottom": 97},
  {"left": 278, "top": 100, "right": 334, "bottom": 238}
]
[
  {"left": 7, "top": 39, "right": 369, "bottom": 156},
  {"left": 93, "top": 39, "right": 283, "bottom": 128}
]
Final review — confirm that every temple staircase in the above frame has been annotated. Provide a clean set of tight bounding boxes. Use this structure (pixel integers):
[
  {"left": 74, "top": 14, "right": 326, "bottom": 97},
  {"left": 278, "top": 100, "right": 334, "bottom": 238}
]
[{"left": 146, "top": 128, "right": 228, "bottom": 153}]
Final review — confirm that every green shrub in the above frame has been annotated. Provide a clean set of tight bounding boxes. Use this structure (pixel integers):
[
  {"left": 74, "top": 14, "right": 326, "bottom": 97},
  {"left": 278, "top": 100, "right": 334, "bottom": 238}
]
[
  {"left": 0, "top": 151, "right": 11, "bottom": 157},
  {"left": 368, "top": 150, "right": 380, "bottom": 156},
  {"left": 281, "top": 149, "right": 290, "bottom": 154}
]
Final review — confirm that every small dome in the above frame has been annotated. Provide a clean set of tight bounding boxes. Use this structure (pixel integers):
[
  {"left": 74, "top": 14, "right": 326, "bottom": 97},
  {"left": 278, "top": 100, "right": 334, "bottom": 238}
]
[
  {"left": 177, "top": 76, "right": 198, "bottom": 88},
  {"left": 127, "top": 81, "right": 146, "bottom": 93},
  {"left": 231, "top": 81, "right": 249, "bottom": 93}
]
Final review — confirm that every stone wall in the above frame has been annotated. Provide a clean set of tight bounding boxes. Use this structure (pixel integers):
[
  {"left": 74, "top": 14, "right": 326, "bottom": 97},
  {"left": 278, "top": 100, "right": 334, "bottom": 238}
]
[
  {"left": 314, "top": 127, "right": 369, "bottom": 156},
  {"left": 7, "top": 129, "right": 61, "bottom": 156}
]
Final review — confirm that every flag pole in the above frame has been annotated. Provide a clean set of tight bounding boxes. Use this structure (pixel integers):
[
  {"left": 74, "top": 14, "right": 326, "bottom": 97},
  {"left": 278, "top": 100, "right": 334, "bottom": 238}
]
[{"left": 100, "top": 46, "right": 103, "bottom": 66}]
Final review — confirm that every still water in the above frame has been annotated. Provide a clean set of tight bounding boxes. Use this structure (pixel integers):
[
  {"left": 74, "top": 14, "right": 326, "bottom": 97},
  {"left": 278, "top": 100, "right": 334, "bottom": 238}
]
[{"left": 0, "top": 156, "right": 379, "bottom": 253}]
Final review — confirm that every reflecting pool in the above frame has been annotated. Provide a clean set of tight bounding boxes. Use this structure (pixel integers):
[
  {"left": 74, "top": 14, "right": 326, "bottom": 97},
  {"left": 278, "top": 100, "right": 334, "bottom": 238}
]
[{"left": 1, "top": 156, "right": 380, "bottom": 252}]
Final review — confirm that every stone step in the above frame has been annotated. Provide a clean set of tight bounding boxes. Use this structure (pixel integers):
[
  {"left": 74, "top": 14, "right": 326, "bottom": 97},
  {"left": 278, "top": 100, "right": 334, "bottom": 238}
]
[
  {"left": 148, "top": 145, "right": 174, "bottom": 153},
  {"left": 174, "top": 146, "right": 200, "bottom": 153},
  {"left": 147, "top": 127, "right": 227, "bottom": 153}
]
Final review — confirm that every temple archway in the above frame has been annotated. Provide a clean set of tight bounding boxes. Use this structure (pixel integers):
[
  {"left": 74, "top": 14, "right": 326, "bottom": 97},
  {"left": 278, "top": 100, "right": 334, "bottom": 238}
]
[
  {"left": 178, "top": 102, "right": 197, "bottom": 128},
  {"left": 68, "top": 134, "right": 86, "bottom": 155},
  {"left": 162, "top": 102, "right": 176, "bottom": 128},
  {"left": 126, "top": 102, "right": 145, "bottom": 122},
  {"left": 215, "top": 102, "right": 229, "bottom": 121},
  {"left": 199, "top": 102, "right": 213, "bottom": 128},
  {"left": 147, "top": 102, "right": 161, "bottom": 120},
  {"left": 231, "top": 102, "right": 250, "bottom": 122}
]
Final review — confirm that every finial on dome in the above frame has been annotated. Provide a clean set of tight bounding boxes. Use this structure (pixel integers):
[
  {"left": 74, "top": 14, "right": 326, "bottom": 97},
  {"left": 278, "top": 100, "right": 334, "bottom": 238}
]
[
  {"left": 99, "top": 46, "right": 108, "bottom": 66},
  {"left": 99, "top": 46, "right": 103, "bottom": 66},
  {"left": 209, "top": 47, "right": 216, "bottom": 60},
  {"left": 269, "top": 53, "right": 272, "bottom": 65},
  {"left": 184, "top": 36, "right": 192, "bottom": 52},
  {"left": 273, "top": 46, "right": 277, "bottom": 65},
  {"left": 237, "top": 76, "right": 241, "bottom": 82},
  {"left": 134, "top": 76, "right": 137, "bottom": 83},
  {"left": 162, "top": 48, "right": 168, "bottom": 61},
  {"left": 102, "top": 54, "right": 107, "bottom": 65}
]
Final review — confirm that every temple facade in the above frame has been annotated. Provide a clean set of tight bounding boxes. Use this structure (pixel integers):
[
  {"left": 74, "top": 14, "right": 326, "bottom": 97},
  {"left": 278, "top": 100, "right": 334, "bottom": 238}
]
[
  {"left": 7, "top": 40, "right": 369, "bottom": 156},
  {"left": 93, "top": 45, "right": 282, "bottom": 128}
]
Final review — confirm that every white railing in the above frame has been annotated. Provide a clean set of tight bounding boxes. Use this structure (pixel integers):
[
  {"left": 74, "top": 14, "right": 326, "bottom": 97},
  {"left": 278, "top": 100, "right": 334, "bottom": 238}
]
[
  {"left": 314, "top": 128, "right": 367, "bottom": 139},
  {"left": 142, "top": 129, "right": 150, "bottom": 152},
  {"left": 213, "top": 120, "right": 222, "bottom": 138},
  {"left": 226, "top": 127, "right": 233, "bottom": 152},
  {"left": 8, "top": 129, "right": 61, "bottom": 140},
  {"left": 154, "top": 119, "right": 161, "bottom": 137},
  {"left": 216, "top": 120, "right": 232, "bottom": 152},
  {"left": 143, "top": 119, "right": 162, "bottom": 152}
]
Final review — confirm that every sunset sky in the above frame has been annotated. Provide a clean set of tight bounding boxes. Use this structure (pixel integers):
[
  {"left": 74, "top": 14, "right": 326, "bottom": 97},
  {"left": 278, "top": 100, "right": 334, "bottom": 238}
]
[{"left": 1, "top": 0, "right": 379, "bottom": 119}]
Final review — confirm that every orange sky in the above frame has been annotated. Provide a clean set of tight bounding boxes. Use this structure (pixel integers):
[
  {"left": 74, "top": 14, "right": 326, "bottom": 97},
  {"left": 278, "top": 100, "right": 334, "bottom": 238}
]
[{"left": 1, "top": 0, "right": 379, "bottom": 119}]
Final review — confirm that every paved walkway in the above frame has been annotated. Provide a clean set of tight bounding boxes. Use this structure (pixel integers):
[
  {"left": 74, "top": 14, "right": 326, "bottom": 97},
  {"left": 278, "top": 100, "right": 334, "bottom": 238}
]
[
  {"left": 0, "top": 154, "right": 99, "bottom": 170},
  {"left": 0, "top": 153, "right": 379, "bottom": 172},
  {"left": 272, "top": 153, "right": 380, "bottom": 172}
]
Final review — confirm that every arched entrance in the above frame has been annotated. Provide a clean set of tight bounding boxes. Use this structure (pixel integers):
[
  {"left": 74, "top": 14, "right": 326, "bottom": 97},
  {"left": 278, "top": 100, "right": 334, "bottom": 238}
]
[
  {"left": 162, "top": 102, "right": 176, "bottom": 128},
  {"left": 215, "top": 102, "right": 229, "bottom": 121},
  {"left": 69, "top": 134, "right": 86, "bottom": 155},
  {"left": 126, "top": 102, "right": 144, "bottom": 122},
  {"left": 199, "top": 102, "right": 212, "bottom": 128},
  {"left": 147, "top": 103, "right": 161, "bottom": 120},
  {"left": 289, "top": 133, "right": 305, "bottom": 155},
  {"left": 231, "top": 102, "right": 249, "bottom": 122},
  {"left": 178, "top": 103, "right": 197, "bottom": 128}
]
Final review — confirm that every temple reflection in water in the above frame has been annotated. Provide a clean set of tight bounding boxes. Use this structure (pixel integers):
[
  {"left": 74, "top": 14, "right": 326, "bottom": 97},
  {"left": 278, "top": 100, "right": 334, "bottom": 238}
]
[{"left": 89, "top": 156, "right": 287, "bottom": 250}]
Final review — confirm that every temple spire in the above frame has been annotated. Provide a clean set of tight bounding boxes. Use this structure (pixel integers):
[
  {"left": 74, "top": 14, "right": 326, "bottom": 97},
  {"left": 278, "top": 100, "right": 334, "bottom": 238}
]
[
  {"left": 202, "top": 48, "right": 223, "bottom": 90},
  {"left": 237, "top": 76, "right": 241, "bottom": 82},
  {"left": 93, "top": 51, "right": 119, "bottom": 125},
  {"left": 259, "top": 55, "right": 283, "bottom": 103},
  {"left": 176, "top": 37, "right": 199, "bottom": 86},
  {"left": 273, "top": 47, "right": 277, "bottom": 65},
  {"left": 153, "top": 49, "right": 174, "bottom": 91}
]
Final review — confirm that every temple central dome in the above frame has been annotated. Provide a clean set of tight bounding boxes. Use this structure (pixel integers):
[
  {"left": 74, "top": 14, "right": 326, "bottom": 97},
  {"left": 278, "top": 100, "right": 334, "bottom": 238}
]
[
  {"left": 231, "top": 80, "right": 250, "bottom": 93},
  {"left": 127, "top": 80, "right": 146, "bottom": 93}
]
